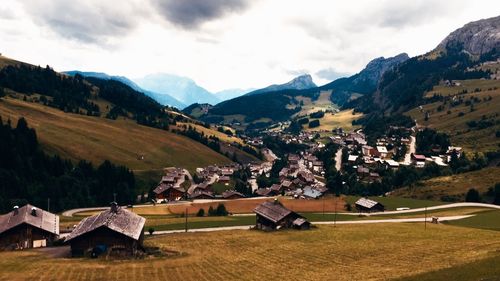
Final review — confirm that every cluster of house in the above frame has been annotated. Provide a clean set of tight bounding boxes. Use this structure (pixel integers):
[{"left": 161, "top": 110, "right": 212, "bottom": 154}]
[
  {"left": 331, "top": 129, "right": 462, "bottom": 183},
  {"left": 256, "top": 153, "right": 327, "bottom": 199},
  {"left": 0, "top": 203, "right": 145, "bottom": 258}
]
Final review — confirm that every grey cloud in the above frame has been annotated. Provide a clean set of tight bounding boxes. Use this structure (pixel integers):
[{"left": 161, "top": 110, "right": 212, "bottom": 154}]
[
  {"left": 315, "top": 68, "right": 350, "bottom": 81},
  {"left": 152, "top": 0, "right": 250, "bottom": 29},
  {"left": 20, "top": 0, "right": 145, "bottom": 44}
]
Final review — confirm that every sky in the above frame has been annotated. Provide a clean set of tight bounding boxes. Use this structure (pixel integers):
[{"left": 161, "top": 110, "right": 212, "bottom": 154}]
[{"left": 1, "top": 1, "right": 499, "bottom": 92}]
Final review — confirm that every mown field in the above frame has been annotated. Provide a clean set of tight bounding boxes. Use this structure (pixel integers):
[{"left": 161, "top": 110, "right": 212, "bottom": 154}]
[
  {"left": 303, "top": 109, "right": 363, "bottom": 132},
  {"left": 1, "top": 223, "right": 499, "bottom": 281},
  {"left": 406, "top": 79, "right": 500, "bottom": 152},
  {"left": 0, "top": 97, "right": 231, "bottom": 175},
  {"left": 392, "top": 167, "right": 500, "bottom": 201}
]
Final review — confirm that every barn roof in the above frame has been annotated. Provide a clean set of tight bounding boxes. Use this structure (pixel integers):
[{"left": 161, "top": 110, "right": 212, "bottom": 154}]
[
  {"left": 254, "top": 201, "right": 293, "bottom": 223},
  {"left": 222, "top": 190, "right": 244, "bottom": 199},
  {"left": 0, "top": 204, "right": 59, "bottom": 236},
  {"left": 65, "top": 206, "right": 145, "bottom": 242},
  {"left": 355, "top": 198, "right": 382, "bottom": 209}
]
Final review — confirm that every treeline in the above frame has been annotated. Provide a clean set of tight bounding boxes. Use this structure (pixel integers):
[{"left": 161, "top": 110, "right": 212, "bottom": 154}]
[
  {"left": 0, "top": 117, "right": 136, "bottom": 213},
  {"left": 416, "top": 128, "right": 451, "bottom": 156},
  {"left": 174, "top": 125, "right": 221, "bottom": 153}
]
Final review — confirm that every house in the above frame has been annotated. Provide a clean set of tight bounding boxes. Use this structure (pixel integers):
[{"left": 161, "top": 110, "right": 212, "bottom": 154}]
[
  {"left": 354, "top": 198, "right": 385, "bottom": 213},
  {"left": 153, "top": 184, "right": 185, "bottom": 202},
  {"left": 0, "top": 205, "right": 59, "bottom": 250},
  {"left": 65, "top": 203, "right": 145, "bottom": 257},
  {"left": 302, "top": 186, "right": 323, "bottom": 199},
  {"left": 376, "top": 146, "right": 388, "bottom": 158},
  {"left": 255, "top": 188, "right": 278, "bottom": 197},
  {"left": 218, "top": 176, "right": 231, "bottom": 184},
  {"left": 222, "top": 190, "right": 245, "bottom": 199},
  {"left": 411, "top": 154, "right": 426, "bottom": 167},
  {"left": 254, "top": 200, "right": 310, "bottom": 230},
  {"left": 190, "top": 191, "right": 215, "bottom": 200},
  {"left": 348, "top": 155, "right": 358, "bottom": 164},
  {"left": 385, "top": 159, "right": 400, "bottom": 170}
]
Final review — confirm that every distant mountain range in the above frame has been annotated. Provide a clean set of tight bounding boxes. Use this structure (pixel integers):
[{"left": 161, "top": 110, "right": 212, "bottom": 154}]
[
  {"left": 246, "top": 74, "right": 317, "bottom": 96},
  {"left": 64, "top": 71, "right": 187, "bottom": 109}
]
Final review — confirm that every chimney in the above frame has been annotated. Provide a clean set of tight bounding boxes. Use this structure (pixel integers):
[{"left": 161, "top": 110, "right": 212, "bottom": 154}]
[
  {"left": 31, "top": 207, "right": 37, "bottom": 216},
  {"left": 110, "top": 202, "right": 118, "bottom": 213},
  {"left": 13, "top": 206, "right": 19, "bottom": 215}
]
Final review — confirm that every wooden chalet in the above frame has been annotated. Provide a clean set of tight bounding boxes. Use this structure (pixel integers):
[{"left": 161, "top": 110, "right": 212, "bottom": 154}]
[
  {"left": 0, "top": 204, "right": 59, "bottom": 250},
  {"left": 254, "top": 200, "right": 310, "bottom": 230},
  {"left": 354, "top": 198, "right": 385, "bottom": 213},
  {"left": 221, "top": 190, "right": 245, "bottom": 200},
  {"left": 65, "top": 203, "right": 145, "bottom": 257},
  {"left": 153, "top": 183, "right": 185, "bottom": 201}
]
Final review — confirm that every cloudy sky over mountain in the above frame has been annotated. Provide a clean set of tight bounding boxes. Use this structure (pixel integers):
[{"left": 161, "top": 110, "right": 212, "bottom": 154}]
[{"left": 1, "top": 0, "right": 499, "bottom": 92}]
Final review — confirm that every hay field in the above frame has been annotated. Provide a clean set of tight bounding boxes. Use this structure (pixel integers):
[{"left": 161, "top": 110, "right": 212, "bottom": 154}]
[
  {"left": 1, "top": 223, "right": 499, "bottom": 281},
  {"left": 0, "top": 97, "right": 231, "bottom": 173},
  {"left": 304, "top": 109, "right": 363, "bottom": 132},
  {"left": 392, "top": 167, "right": 500, "bottom": 201}
]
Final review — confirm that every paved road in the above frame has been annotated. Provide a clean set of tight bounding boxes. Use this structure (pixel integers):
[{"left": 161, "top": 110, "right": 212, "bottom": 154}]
[
  {"left": 403, "top": 135, "right": 416, "bottom": 165},
  {"left": 342, "top": 202, "right": 500, "bottom": 216},
  {"left": 335, "top": 148, "right": 342, "bottom": 171},
  {"left": 147, "top": 215, "right": 474, "bottom": 235}
]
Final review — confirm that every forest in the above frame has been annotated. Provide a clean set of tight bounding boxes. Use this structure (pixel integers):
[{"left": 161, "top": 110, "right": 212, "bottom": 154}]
[{"left": 0, "top": 117, "right": 137, "bottom": 213}]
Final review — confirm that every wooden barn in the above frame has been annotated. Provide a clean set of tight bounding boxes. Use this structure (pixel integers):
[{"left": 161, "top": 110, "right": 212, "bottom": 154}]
[
  {"left": 65, "top": 203, "right": 145, "bottom": 257},
  {"left": 254, "top": 200, "right": 310, "bottom": 231},
  {"left": 153, "top": 183, "right": 185, "bottom": 202},
  {"left": 0, "top": 205, "right": 59, "bottom": 250},
  {"left": 355, "top": 198, "right": 385, "bottom": 213}
]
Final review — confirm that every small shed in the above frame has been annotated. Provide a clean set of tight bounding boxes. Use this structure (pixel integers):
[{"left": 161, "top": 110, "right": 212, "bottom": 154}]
[
  {"left": 65, "top": 203, "right": 145, "bottom": 257},
  {"left": 354, "top": 198, "right": 385, "bottom": 213},
  {"left": 254, "top": 200, "right": 310, "bottom": 231},
  {"left": 0, "top": 204, "right": 59, "bottom": 250}
]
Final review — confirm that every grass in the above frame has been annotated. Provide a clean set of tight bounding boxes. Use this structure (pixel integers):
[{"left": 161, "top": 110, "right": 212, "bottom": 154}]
[
  {"left": 345, "top": 196, "right": 445, "bottom": 211},
  {"left": 303, "top": 109, "right": 363, "bottom": 132},
  {"left": 211, "top": 180, "right": 235, "bottom": 194},
  {"left": 392, "top": 167, "right": 500, "bottom": 201},
  {"left": 445, "top": 210, "right": 500, "bottom": 231},
  {"left": 1, "top": 223, "right": 499, "bottom": 280},
  {"left": 0, "top": 97, "right": 231, "bottom": 175},
  {"left": 294, "top": 90, "right": 338, "bottom": 116},
  {"left": 406, "top": 79, "right": 500, "bottom": 153}
]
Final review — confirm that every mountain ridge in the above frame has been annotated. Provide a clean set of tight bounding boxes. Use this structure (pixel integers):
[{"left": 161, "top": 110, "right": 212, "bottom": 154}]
[{"left": 245, "top": 74, "right": 317, "bottom": 96}]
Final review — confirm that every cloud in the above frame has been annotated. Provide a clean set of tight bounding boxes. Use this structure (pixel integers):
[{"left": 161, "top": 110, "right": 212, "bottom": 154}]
[
  {"left": 19, "top": 0, "right": 146, "bottom": 43},
  {"left": 152, "top": 0, "right": 250, "bottom": 29},
  {"left": 315, "top": 68, "right": 350, "bottom": 81}
]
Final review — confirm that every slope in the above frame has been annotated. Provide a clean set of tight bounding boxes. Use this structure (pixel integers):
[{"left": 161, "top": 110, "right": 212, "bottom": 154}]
[{"left": 0, "top": 97, "right": 231, "bottom": 173}]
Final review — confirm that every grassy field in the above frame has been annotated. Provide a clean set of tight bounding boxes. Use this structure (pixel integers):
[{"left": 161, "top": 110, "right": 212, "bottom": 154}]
[
  {"left": 406, "top": 79, "right": 500, "bottom": 152},
  {"left": 424, "top": 79, "right": 500, "bottom": 98},
  {"left": 445, "top": 210, "right": 500, "bottom": 231},
  {"left": 392, "top": 167, "right": 500, "bottom": 201},
  {"left": 294, "top": 90, "right": 338, "bottom": 117},
  {"left": 345, "top": 196, "right": 445, "bottom": 210},
  {"left": 1, "top": 223, "right": 499, "bottom": 280},
  {"left": 303, "top": 109, "right": 363, "bottom": 132},
  {"left": 0, "top": 97, "right": 231, "bottom": 175}
]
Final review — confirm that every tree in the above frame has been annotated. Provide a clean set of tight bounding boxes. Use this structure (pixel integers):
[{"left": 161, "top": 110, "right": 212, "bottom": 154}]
[
  {"left": 196, "top": 208, "right": 205, "bottom": 217},
  {"left": 148, "top": 227, "right": 155, "bottom": 235},
  {"left": 208, "top": 206, "right": 215, "bottom": 216},
  {"left": 0, "top": 87, "right": 4, "bottom": 98},
  {"left": 216, "top": 203, "right": 228, "bottom": 216},
  {"left": 465, "top": 188, "right": 481, "bottom": 202},
  {"left": 494, "top": 183, "right": 500, "bottom": 205}
]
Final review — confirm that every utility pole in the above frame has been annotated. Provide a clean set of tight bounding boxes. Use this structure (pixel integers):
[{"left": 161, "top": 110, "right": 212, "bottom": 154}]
[
  {"left": 334, "top": 195, "right": 337, "bottom": 228},
  {"left": 185, "top": 208, "right": 188, "bottom": 233},
  {"left": 424, "top": 206, "right": 427, "bottom": 230}
]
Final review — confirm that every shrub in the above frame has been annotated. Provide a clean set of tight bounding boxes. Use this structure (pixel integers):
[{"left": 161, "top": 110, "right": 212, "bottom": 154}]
[
  {"left": 148, "top": 228, "right": 155, "bottom": 235},
  {"left": 196, "top": 208, "right": 205, "bottom": 217},
  {"left": 309, "top": 120, "right": 320, "bottom": 128},
  {"left": 465, "top": 188, "right": 481, "bottom": 202},
  {"left": 216, "top": 203, "right": 228, "bottom": 216}
]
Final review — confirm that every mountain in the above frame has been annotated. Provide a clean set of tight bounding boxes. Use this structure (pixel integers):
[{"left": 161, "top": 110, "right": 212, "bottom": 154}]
[
  {"left": 64, "top": 71, "right": 186, "bottom": 109},
  {"left": 351, "top": 16, "right": 500, "bottom": 115},
  {"left": 215, "top": 88, "right": 254, "bottom": 100},
  {"left": 321, "top": 53, "right": 409, "bottom": 105},
  {"left": 436, "top": 15, "right": 500, "bottom": 56},
  {"left": 134, "top": 73, "right": 221, "bottom": 106},
  {"left": 246, "top": 74, "right": 317, "bottom": 96}
]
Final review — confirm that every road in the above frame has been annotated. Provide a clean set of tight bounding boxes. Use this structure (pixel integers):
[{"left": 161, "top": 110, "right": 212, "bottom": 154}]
[
  {"left": 147, "top": 215, "right": 474, "bottom": 235},
  {"left": 403, "top": 135, "right": 416, "bottom": 165},
  {"left": 335, "top": 148, "right": 342, "bottom": 171}
]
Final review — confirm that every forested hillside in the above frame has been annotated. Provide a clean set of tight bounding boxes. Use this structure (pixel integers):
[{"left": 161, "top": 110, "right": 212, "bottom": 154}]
[{"left": 0, "top": 117, "right": 136, "bottom": 213}]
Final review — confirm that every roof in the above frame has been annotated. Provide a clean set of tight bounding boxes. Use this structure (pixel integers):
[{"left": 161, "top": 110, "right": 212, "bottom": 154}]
[
  {"left": 65, "top": 206, "right": 145, "bottom": 242},
  {"left": 293, "top": 217, "right": 309, "bottom": 226},
  {"left": 190, "top": 191, "right": 215, "bottom": 199},
  {"left": 254, "top": 201, "right": 293, "bottom": 223},
  {"left": 355, "top": 198, "right": 383, "bottom": 209},
  {"left": 385, "top": 159, "right": 400, "bottom": 167},
  {"left": 348, "top": 155, "right": 358, "bottom": 162},
  {"left": 376, "top": 146, "right": 388, "bottom": 153},
  {"left": 303, "top": 187, "right": 323, "bottom": 199},
  {"left": 412, "top": 154, "right": 426, "bottom": 161},
  {"left": 153, "top": 183, "right": 184, "bottom": 194},
  {"left": 222, "top": 190, "right": 244, "bottom": 199},
  {"left": 0, "top": 204, "right": 59, "bottom": 236}
]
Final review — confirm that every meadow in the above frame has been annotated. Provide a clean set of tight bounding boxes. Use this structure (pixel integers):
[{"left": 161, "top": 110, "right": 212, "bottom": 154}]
[
  {"left": 0, "top": 223, "right": 499, "bottom": 281},
  {"left": 392, "top": 167, "right": 500, "bottom": 201},
  {"left": 0, "top": 97, "right": 231, "bottom": 176},
  {"left": 304, "top": 109, "right": 363, "bottom": 132}
]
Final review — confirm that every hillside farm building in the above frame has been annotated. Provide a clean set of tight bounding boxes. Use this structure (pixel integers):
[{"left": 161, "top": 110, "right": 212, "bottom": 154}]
[
  {"left": 355, "top": 198, "right": 385, "bottom": 213},
  {"left": 0, "top": 204, "right": 59, "bottom": 250},
  {"left": 65, "top": 203, "right": 145, "bottom": 257},
  {"left": 254, "top": 200, "right": 310, "bottom": 231}
]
